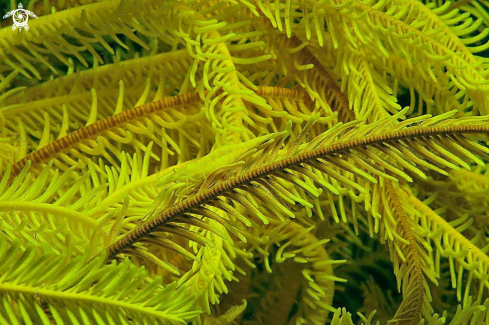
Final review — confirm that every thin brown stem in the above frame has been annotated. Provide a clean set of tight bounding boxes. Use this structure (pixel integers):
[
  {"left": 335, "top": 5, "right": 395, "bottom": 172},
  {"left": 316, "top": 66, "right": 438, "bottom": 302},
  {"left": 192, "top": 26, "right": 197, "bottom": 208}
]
[{"left": 106, "top": 123, "right": 489, "bottom": 259}]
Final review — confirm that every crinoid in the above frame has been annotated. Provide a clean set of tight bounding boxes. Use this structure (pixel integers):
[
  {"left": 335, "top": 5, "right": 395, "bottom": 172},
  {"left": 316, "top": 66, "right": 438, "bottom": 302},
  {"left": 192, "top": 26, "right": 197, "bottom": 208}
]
[{"left": 1, "top": 0, "right": 489, "bottom": 324}]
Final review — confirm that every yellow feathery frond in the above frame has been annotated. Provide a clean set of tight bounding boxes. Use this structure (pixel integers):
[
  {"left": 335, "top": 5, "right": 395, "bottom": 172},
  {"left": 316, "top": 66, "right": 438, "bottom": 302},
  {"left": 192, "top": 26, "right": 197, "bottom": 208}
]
[
  {"left": 0, "top": 237, "right": 200, "bottom": 324},
  {"left": 338, "top": 46, "right": 401, "bottom": 121},
  {"left": 3, "top": 0, "right": 489, "bottom": 323},
  {"left": 402, "top": 189, "right": 489, "bottom": 295}
]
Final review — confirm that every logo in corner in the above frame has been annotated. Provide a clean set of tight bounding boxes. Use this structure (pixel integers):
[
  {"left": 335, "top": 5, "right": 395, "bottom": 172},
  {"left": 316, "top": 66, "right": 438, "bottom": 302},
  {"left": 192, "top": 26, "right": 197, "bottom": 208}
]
[{"left": 3, "top": 3, "right": 38, "bottom": 32}]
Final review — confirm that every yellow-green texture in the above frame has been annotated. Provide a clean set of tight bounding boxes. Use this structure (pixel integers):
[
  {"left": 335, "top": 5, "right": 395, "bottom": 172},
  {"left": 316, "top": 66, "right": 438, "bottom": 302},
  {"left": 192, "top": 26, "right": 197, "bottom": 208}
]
[{"left": 1, "top": 0, "right": 489, "bottom": 324}]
